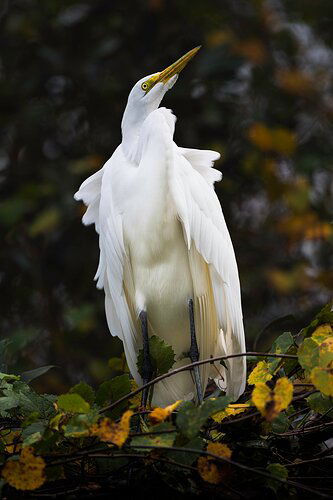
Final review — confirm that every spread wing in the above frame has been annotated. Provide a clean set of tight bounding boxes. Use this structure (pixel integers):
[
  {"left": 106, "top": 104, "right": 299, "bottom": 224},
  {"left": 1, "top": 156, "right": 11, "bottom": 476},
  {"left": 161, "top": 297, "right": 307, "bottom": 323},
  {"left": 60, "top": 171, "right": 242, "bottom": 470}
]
[
  {"left": 152, "top": 108, "right": 246, "bottom": 399},
  {"left": 74, "top": 146, "right": 141, "bottom": 383}
]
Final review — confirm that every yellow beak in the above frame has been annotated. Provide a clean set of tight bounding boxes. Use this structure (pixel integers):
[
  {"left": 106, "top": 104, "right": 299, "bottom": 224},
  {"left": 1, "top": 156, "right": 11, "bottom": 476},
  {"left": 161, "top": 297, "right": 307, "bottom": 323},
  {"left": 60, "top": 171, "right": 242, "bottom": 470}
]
[
  {"left": 144, "top": 46, "right": 201, "bottom": 91},
  {"left": 158, "top": 46, "right": 201, "bottom": 83}
]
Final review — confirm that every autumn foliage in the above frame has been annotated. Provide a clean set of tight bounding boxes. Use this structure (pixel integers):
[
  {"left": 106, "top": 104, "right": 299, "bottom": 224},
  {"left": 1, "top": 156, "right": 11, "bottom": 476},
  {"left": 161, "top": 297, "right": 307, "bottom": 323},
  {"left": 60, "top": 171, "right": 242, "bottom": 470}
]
[{"left": 0, "top": 304, "right": 332, "bottom": 497}]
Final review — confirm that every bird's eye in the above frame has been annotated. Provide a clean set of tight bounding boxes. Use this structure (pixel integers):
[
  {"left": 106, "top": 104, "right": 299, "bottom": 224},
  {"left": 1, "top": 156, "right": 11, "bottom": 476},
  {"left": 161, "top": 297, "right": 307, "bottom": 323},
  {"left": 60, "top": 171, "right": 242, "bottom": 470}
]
[{"left": 141, "top": 82, "right": 148, "bottom": 91}]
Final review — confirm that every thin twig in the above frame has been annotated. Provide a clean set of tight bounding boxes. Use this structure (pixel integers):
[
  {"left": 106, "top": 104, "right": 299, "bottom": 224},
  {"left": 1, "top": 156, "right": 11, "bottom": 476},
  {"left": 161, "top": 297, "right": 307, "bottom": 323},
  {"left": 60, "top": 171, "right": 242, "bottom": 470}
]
[
  {"left": 275, "top": 421, "right": 333, "bottom": 437},
  {"left": 129, "top": 429, "right": 176, "bottom": 437},
  {"left": 90, "top": 452, "right": 197, "bottom": 472},
  {"left": 284, "top": 456, "right": 333, "bottom": 467},
  {"left": 130, "top": 444, "right": 331, "bottom": 498}
]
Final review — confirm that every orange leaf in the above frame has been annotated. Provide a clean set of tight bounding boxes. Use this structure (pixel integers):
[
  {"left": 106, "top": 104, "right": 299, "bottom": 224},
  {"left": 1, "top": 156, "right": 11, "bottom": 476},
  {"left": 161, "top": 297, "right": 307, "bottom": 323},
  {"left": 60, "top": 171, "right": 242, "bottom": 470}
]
[
  {"left": 90, "top": 410, "right": 133, "bottom": 447},
  {"left": 149, "top": 400, "right": 182, "bottom": 424}
]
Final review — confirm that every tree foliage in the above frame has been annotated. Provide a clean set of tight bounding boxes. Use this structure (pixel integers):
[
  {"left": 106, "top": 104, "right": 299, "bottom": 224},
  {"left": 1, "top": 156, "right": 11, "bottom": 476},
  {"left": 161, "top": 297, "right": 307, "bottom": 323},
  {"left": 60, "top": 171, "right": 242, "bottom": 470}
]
[{"left": 0, "top": 304, "right": 332, "bottom": 498}]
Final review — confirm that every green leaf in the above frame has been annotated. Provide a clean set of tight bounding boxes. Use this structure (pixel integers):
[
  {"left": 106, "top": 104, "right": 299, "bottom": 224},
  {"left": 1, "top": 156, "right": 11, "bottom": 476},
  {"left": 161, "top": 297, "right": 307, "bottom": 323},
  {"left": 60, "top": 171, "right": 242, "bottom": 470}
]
[
  {"left": 166, "top": 436, "right": 204, "bottom": 465},
  {"left": 310, "top": 367, "right": 333, "bottom": 396},
  {"left": 29, "top": 207, "right": 61, "bottom": 236},
  {"left": 302, "top": 304, "right": 333, "bottom": 339},
  {"left": 272, "top": 412, "right": 290, "bottom": 433},
  {"left": 270, "top": 332, "right": 294, "bottom": 353},
  {"left": 268, "top": 332, "right": 294, "bottom": 371},
  {"left": 95, "top": 374, "right": 132, "bottom": 419},
  {"left": 298, "top": 337, "right": 319, "bottom": 372},
  {"left": 266, "top": 463, "right": 288, "bottom": 492},
  {"left": 0, "top": 372, "right": 20, "bottom": 382},
  {"left": 64, "top": 412, "right": 98, "bottom": 437},
  {"left": 0, "top": 380, "right": 55, "bottom": 418},
  {"left": 0, "top": 198, "right": 34, "bottom": 226},
  {"left": 57, "top": 393, "right": 90, "bottom": 414},
  {"left": 69, "top": 382, "right": 95, "bottom": 405},
  {"left": 307, "top": 392, "right": 333, "bottom": 416},
  {"left": 45, "top": 465, "right": 65, "bottom": 483},
  {"left": 21, "top": 365, "right": 56, "bottom": 383},
  {"left": 176, "top": 396, "right": 232, "bottom": 439},
  {"left": 137, "top": 335, "right": 176, "bottom": 376},
  {"left": 22, "top": 411, "right": 40, "bottom": 426},
  {"left": 21, "top": 421, "right": 47, "bottom": 446},
  {"left": 95, "top": 374, "right": 131, "bottom": 407},
  {"left": 131, "top": 422, "right": 177, "bottom": 449},
  {"left": 108, "top": 357, "right": 124, "bottom": 372},
  {"left": 65, "top": 303, "right": 96, "bottom": 333},
  {"left": 23, "top": 432, "right": 43, "bottom": 446},
  {"left": 108, "top": 353, "right": 129, "bottom": 373},
  {"left": 0, "top": 393, "right": 20, "bottom": 416}
]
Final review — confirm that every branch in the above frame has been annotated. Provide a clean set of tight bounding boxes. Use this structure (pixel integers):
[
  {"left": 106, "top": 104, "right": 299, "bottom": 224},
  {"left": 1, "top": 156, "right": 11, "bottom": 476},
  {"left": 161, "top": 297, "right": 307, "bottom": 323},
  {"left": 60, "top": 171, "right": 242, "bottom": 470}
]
[
  {"left": 100, "top": 351, "right": 298, "bottom": 413},
  {"left": 284, "top": 455, "right": 333, "bottom": 467},
  {"left": 127, "top": 444, "right": 331, "bottom": 498},
  {"left": 274, "top": 421, "right": 333, "bottom": 437}
]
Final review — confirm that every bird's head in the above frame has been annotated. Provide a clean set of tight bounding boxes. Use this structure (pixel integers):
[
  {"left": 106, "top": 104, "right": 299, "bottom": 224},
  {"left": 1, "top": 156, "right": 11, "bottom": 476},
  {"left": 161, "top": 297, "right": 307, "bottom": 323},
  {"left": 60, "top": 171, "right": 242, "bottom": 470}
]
[{"left": 121, "top": 47, "right": 201, "bottom": 159}]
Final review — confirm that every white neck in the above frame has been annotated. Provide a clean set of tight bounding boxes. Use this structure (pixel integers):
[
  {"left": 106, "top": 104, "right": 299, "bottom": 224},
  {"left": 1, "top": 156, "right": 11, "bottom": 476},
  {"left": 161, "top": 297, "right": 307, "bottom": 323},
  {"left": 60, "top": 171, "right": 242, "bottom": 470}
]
[{"left": 121, "top": 100, "right": 149, "bottom": 164}]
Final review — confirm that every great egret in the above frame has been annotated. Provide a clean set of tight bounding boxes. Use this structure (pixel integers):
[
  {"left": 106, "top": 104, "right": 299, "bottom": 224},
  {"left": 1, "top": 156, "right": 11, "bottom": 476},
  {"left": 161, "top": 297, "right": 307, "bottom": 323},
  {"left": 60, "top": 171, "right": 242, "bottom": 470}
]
[{"left": 74, "top": 47, "right": 246, "bottom": 406}]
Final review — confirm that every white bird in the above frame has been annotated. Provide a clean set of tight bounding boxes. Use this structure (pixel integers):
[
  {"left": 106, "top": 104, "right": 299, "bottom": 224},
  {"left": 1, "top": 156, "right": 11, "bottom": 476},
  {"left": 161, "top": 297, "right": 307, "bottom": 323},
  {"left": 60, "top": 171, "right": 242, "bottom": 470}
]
[{"left": 74, "top": 47, "right": 246, "bottom": 407}]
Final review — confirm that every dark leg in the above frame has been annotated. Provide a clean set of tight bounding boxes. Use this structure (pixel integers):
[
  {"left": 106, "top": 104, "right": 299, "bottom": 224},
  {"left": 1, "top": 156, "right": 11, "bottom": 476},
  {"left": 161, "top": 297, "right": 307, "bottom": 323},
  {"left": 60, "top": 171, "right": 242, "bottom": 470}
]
[
  {"left": 139, "top": 310, "right": 154, "bottom": 409},
  {"left": 188, "top": 299, "right": 204, "bottom": 403}
]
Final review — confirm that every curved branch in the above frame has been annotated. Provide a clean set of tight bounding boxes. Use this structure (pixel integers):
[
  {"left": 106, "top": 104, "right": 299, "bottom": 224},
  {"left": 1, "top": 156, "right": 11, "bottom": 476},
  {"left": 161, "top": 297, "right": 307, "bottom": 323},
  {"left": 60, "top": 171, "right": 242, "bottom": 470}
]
[{"left": 100, "top": 351, "right": 298, "bottom": 413}]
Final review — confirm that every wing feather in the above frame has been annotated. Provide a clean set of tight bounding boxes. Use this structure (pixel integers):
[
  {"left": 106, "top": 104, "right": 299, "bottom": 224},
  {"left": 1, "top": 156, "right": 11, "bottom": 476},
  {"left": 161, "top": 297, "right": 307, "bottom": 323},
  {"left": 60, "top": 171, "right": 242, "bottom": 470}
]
[
  {"left": 169, "top": 128, "right": 246, "bottom": 399},
  {"left": 179, "top": 147, "right": 222, "bottom": 185},
  {"left": 74, "top": 148, "right": 140, "bottom": 386}
]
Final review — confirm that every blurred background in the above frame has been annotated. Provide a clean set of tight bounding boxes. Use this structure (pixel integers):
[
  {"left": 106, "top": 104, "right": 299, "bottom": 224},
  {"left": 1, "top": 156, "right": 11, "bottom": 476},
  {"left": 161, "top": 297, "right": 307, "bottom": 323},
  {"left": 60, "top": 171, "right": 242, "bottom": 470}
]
[{"left": 1, "top": 0, "right": 332, "bottom": 393}]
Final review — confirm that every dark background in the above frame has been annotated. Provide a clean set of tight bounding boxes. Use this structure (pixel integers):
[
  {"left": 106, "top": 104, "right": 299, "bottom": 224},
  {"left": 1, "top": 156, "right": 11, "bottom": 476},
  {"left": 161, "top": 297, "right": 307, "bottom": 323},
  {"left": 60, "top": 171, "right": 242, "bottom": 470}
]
[{"left": 1, "top": 0, "right": 332, "bottom": 393}]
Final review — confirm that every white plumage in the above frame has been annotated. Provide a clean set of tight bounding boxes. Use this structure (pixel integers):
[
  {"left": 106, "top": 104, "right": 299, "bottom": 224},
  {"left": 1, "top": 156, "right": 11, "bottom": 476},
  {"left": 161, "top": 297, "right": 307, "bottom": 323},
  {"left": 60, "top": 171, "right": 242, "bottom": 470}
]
[{"left": 75, "top": 49, "right": 246, "bottom": 406}]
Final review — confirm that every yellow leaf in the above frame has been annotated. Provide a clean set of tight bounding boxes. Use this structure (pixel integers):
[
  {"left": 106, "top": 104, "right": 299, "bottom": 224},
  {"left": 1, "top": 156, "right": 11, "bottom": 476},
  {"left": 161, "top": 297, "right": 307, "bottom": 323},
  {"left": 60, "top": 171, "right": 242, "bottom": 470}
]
[
  {"left": 197, "top": 457, "right": 223, "bottom": 484},
  {"left": 197, "top": 442, "right": 232, "bottom": 484},
  {"left": 312, "top": 324, "right": 333, "bottom": 344},
  {"left": 248, "top": 361, "right": 273, "bottom": 385},
  {"left": 0, "top": 430, "right": 22, "bottom": 454},
  {"left": 252, "top": 383, "right": 271, "bottom": 415},
  {"left": 2, "top": 446, "right": 45, "bottom": 491},
  {"left": 29, "top": 207, "right": 60, "bottom": 237},
  {"left": 212, "top": 404, "right": 249, "bottom": 423},
  {"left": 90, "top": 410, "right": 133, "bottom": 447},
  {"left": 233, "top": 38, "right": 267, "bottom": 64},
  {"left": 149, "top": 400, "right": 182, "bottom": 425},
  {"left": 276, "top": 69, "right": 314, "bottom": 95},
  {"left": 248, "top": 123, "right": 273, "bottom": 151},
  {"left": 267, "top": 265, "right": 309, "bottom": 294},
  {"left": 318, "top": 337, "right": 333, "bottom": 369},
  {"left": 252, "top": 377, "right": 293, "bottom": 421},
  {"left": 278, "top": 212, "right": 333, "bottom": 242},
  {"left": 206, "top": 29, "right": 234, "bottom": 47},
  {"left": 49, "top": 412, "right": 66, "bottom": 431},
  {"left": 271, "top": 128, "right": 296, "bottom": 155},
  {"left": 248, "top": 122, "right": 296, "bottom": 155},
  {"left": 207, "top": 442, "right": 232, "bottom": 460},
  {"left": 310, "top": 367, "right": 333, "bottom": 396}
]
